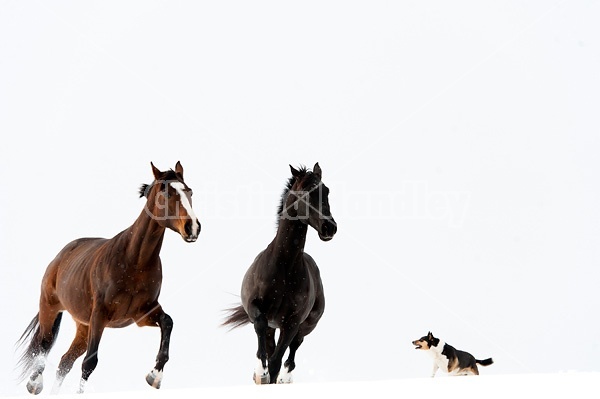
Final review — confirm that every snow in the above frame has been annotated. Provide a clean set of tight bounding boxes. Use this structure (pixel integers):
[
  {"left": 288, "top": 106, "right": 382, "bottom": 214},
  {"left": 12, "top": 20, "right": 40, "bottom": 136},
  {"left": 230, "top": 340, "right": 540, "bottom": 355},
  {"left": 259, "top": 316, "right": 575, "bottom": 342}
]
[
  {"left": 4, "top": 373, "right": 599, "bottom": 399},
  {"left": 2, "top": 1, "right": 600, "bottom": 397}
]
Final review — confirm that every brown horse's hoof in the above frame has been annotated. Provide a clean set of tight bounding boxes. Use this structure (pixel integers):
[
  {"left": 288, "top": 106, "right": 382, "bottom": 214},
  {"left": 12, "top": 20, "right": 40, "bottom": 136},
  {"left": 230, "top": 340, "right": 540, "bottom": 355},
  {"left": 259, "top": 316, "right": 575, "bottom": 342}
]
[
  {"left": 26, "top": 375, "right": 43, "bottom": 395},
  {"left": 146, "top": 369, "right": 163, "bottom": 389},
  {"left": 253, "top": 371, "right": 270, "bottom": 384}
]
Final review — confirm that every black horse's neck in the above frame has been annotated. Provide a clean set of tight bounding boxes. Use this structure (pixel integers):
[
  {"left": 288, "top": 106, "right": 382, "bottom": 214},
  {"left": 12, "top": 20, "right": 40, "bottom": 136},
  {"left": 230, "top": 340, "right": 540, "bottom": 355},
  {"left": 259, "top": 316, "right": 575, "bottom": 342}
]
[
  {"left": 269, "top": 171, "right": 311, "bottom": 270},
  {"left": 271, "top": 216, "right": 308, "bottom": 264}
]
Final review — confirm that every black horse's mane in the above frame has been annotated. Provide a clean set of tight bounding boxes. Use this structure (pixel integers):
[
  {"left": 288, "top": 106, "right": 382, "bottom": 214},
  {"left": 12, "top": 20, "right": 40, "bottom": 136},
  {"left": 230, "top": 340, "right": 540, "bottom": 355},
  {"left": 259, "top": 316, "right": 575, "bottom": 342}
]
[
  {"left": 276, "top": 165, "right": 320, "bottom": 224},
  {"left": 139, "top": 169, "right": 181, "bottom": 198}
]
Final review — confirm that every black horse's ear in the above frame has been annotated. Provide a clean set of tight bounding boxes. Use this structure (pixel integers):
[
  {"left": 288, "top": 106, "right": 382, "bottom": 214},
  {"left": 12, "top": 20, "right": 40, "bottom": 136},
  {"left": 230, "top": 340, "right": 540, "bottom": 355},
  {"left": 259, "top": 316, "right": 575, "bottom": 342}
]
[
  {"left": 290, "top": 165, "right": 302, "bottom": 179},
  {"left": 313, "top": 162, "right": 322, "bottom": 179},
  {"left": 175, "top": 161, "right": 184, "bottom": 178},
  {"left": 151, "top": 162, "right": 162, "bottom": 180}
]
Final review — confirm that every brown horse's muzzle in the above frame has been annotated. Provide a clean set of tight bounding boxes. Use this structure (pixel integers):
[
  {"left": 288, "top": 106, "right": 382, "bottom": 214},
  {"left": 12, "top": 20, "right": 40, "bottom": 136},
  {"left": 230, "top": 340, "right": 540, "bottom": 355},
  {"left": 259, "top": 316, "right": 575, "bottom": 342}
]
[{"left": 182, "top": 219, "right": 200, "bottom": 242}]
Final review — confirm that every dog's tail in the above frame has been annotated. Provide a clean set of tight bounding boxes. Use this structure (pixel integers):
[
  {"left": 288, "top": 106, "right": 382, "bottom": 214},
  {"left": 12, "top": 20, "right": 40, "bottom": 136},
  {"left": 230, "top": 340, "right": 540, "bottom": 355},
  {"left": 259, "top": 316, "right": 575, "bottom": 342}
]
[{"left": 476, "top": 358, "right": 493, "bottom": 366}]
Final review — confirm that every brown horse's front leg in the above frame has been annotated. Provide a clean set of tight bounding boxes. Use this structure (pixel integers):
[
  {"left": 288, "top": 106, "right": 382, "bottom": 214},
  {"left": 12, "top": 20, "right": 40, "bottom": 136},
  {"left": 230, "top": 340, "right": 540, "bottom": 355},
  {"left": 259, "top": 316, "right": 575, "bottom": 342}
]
[
  {"left": 137, "top": 306, "right": 173, "bottom": 389},
  {"left": 79, "top": 310, "right": 107, "bottom": 394}
]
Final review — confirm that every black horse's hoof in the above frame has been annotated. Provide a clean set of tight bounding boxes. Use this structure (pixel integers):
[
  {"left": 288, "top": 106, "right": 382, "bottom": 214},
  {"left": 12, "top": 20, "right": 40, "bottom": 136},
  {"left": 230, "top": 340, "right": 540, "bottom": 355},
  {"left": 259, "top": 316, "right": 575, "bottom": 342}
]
[
  {"left": 253, "top": 371, "right": 270, "bottom": 384},
  {"left": 277, "top": 366, "right": 294, "bottom": 384},
  {"left": 146, "top": 369, "right": 163, "bottom": 389}
]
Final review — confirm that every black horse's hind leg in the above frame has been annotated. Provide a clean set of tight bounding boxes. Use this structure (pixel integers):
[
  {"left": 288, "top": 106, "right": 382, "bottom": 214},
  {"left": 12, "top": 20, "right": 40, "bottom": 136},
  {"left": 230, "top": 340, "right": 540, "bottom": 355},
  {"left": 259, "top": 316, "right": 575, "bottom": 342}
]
[
  {"left": 266, "top": 327, "right": 276, "bottom": 359},
  {"left": 253, "top": 313, "right": 270, "bottom": 384},
  {"left": 141, "top": 308, "right": 173, "bottom": 389},
  {"left": 52, "top": 322, "right": 88, "bottom": 394},
  {"left": 278, "top": 333, "right": 304, "bottom": 383}
]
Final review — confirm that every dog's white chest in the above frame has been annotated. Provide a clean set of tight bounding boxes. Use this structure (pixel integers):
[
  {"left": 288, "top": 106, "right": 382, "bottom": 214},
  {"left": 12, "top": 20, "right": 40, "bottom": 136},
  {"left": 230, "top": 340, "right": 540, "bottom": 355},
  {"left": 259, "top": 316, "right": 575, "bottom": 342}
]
[
  {"left": 430, "top": 352, "right": 449, "bottom": 372},
  {"left": 428, "top": 344, "right": 450, "bottom": 373}
]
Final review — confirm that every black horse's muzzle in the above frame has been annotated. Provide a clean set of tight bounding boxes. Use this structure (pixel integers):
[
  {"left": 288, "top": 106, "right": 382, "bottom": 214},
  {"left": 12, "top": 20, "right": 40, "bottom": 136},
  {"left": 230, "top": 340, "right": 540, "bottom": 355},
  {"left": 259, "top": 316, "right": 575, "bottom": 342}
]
[{"left": 319, "top": 218, "right": 337, "bottom": 241}]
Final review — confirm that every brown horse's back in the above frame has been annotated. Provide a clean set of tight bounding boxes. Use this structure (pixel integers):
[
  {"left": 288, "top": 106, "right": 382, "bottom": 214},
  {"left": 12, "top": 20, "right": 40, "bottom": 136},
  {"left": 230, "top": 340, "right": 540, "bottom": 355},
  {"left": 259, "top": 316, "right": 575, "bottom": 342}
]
[
  {"left": 44, "top": 233, "right": 164, "bottom": 327},
  {"left": 42, "top": 237, "right": 108, "bottom": 324}
]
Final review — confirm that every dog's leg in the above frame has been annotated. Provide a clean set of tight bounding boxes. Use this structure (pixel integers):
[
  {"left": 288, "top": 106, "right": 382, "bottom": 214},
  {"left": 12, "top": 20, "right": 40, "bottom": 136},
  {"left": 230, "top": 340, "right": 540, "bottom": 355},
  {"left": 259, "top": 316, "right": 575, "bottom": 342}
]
[{"left": 431, "top": 364, "right": 439, "bottom": 378}]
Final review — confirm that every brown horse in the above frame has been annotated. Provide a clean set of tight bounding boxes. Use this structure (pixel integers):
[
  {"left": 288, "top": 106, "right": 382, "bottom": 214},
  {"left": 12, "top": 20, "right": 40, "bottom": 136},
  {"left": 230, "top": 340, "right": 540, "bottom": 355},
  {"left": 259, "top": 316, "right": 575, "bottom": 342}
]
[
  {"left": 17, "top": 162, "right": 200, "bottom": 394},
  {"left": 223, "top": 163, "right": 337, "bottom": 384}
]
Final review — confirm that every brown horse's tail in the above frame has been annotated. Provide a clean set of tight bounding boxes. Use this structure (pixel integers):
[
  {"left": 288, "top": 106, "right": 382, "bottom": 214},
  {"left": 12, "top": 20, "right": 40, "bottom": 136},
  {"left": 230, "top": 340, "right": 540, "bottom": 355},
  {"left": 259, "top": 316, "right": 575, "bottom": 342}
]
[
  {"left": 222, "top": 304, "right": 251, "bottom": 330},
  {"left": 16, "top": 312, "right": 63, "bottom": 382}
]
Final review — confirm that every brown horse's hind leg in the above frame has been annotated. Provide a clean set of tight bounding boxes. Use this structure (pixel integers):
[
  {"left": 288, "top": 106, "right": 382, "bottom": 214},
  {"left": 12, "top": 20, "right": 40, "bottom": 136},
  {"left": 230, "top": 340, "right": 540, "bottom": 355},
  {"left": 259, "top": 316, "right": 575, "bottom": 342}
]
[
  {"left": 24, "top": 302, "right": 63, "bottom": 395},
  {"left": 136, "top": 305, "right": 173, "bottom": 389},
  {"left": 51, "top": 322, "right": 88, "bottom": 394}
]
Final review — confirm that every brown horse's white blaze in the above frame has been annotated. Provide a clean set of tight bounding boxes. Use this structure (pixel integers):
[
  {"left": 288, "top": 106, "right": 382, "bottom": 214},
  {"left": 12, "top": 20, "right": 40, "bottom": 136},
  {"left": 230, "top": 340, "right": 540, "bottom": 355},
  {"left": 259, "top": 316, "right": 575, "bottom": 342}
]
[
  {"left": 16, "top": 162, "right": 200, "bottom": 395},
  {"left": 170, "top": 182, "right": 200, "bottom": 242}
]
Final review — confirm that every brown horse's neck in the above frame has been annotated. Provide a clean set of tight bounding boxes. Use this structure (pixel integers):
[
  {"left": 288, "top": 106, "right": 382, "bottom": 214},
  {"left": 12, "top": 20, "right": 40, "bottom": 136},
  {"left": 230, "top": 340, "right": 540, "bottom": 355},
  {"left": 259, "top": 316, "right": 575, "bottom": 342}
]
[
  {"left": 123, "top": 208, "right": 166, "bottom": 268},
  {"left": 271, "top": 216, "right": 308, "bottom": 265}
]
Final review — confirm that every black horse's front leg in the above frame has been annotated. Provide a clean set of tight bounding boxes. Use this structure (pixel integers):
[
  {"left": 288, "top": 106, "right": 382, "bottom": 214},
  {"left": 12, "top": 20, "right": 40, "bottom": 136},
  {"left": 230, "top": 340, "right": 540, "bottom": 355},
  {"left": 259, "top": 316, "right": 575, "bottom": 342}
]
[
  {"left": 268, "top": 326, "right": 299, "bottom": 384},
  {"left": 137, "top": 306, "right": 173, "bottom": 389},
  {"left": 279, "top": 333, "right": 304, "bottom": 383}
]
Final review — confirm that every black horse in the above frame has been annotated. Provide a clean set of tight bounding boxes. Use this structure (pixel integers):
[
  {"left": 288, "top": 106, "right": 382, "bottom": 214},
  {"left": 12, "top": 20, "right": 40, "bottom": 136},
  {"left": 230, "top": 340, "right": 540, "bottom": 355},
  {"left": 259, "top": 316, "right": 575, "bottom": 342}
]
[{"left": 223, "top": 163, "right": 337, "bottom": 384}]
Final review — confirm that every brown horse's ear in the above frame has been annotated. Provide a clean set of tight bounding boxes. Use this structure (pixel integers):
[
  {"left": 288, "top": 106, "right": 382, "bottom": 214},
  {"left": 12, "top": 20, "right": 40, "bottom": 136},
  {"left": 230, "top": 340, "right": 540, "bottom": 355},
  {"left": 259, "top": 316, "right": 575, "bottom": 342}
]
[
  {"left": 175, "top": 161, "right": 184, "bottom": 178},
  {"left": 151, "top": 162, "right": 162, "bottom": 180},
  {"left": 313, "top": 162, "right": 322, "bottom": 179},
  {"left": 290, "top": 165, "right": 302, "bottom": 179}
]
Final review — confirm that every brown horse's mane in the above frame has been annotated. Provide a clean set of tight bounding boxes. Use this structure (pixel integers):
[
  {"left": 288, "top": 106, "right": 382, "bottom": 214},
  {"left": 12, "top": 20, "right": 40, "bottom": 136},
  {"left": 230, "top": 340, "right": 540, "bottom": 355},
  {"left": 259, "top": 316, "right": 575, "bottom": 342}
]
[{"left": 139, "top": 169, "right": 182, "bottom": 198}]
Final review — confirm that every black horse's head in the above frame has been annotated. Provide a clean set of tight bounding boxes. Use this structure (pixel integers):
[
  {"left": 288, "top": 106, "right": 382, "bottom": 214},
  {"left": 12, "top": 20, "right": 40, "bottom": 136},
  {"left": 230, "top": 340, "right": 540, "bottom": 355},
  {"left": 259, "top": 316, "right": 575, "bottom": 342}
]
[{"left": 280, "top": 163, "right": 337, "bottom": 241}]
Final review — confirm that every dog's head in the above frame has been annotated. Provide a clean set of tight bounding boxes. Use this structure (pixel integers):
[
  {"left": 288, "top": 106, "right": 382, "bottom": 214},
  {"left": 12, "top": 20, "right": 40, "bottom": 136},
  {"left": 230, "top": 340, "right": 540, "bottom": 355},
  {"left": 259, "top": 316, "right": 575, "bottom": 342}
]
[{"left": 412, "top": 331, "right": 440, "bottom": 350}]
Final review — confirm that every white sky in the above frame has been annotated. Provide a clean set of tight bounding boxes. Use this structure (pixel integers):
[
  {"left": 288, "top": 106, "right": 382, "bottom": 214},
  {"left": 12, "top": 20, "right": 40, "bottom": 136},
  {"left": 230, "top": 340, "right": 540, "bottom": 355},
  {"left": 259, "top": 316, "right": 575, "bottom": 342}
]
[{"left": 1, "top": 0, "right": 599, "bottom": 395}]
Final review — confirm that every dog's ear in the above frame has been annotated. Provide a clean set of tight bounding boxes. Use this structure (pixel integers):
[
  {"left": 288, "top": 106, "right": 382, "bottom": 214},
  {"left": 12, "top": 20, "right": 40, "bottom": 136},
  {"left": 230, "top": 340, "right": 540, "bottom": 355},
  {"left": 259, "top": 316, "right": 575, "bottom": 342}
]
[{"left": 428, "top": 331, "right": 433, "bottom": 339}]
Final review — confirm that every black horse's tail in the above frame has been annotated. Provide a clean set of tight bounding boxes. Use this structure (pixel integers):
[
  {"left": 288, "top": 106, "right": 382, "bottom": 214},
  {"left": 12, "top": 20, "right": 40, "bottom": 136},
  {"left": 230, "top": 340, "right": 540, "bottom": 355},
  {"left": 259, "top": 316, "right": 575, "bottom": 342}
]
[
  {"left": 16, "top": 312, "right": 63, "bottom": 382},
  {"left": 222, "top": 304, "right": 251, "bottom": 330},
  {"left": 476, "top": 357, "right": 494, "bottom": 367}
]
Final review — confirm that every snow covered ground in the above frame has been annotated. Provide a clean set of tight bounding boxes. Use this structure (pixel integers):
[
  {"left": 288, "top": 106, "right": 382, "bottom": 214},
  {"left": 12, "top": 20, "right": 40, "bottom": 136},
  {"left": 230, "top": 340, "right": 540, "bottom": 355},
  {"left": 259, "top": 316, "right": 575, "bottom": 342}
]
[
  {"left": 6, "top": 373, "right": 599, "bottom": 399},
  {"left": 2, "top": 1, "right": 600, "bottom": 397}
]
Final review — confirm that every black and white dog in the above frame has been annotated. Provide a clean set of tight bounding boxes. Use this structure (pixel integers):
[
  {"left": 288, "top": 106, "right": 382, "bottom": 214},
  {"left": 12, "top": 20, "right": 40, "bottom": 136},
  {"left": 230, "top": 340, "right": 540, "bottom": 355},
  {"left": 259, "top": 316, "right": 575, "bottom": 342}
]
[{"left": 412, "top": 332, "right": 493, "bottom": 377}]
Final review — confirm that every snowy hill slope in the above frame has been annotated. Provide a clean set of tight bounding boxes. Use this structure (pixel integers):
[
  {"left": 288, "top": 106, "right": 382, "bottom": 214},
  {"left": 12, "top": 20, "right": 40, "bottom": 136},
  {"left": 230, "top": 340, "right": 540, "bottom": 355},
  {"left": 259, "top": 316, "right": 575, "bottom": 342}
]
[{"left": 7, "top": 373, "right": 599, "bottom": 399}]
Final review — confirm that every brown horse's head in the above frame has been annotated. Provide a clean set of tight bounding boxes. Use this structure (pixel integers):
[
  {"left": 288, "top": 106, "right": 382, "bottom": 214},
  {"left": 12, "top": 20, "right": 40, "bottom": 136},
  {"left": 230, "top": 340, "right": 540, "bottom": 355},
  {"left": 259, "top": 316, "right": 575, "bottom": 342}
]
[
  {"left": 282, "top": 163, "right": 337, "bottom": 241},
  {"left": 140, "top": 161, "right": 200, "bottom": 242}
]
